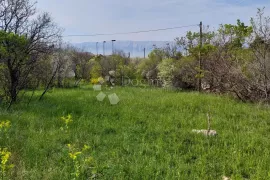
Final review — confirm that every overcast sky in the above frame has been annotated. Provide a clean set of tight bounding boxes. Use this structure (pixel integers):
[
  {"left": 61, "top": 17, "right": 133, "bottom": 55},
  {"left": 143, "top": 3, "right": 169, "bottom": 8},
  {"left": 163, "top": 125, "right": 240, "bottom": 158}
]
[{"left": 36, "top": 0, "right": 270, "bottom": 43}]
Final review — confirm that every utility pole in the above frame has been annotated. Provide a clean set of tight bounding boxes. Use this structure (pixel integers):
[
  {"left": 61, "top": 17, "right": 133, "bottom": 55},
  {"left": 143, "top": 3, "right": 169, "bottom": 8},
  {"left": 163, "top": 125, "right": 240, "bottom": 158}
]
[
  {"left": 103, "top": 41, "right": 106, "bottom": 56},
  {"left": 143, "top": 47, "right": 146, "bottom": 58},
  {"left": 166, "top": 43, "right": 170, "bottom": 57},
  {"left": 96, "top": 42, "right": 98, "bottom": 55},
  {"left": 199, "top": 21, "right": 203, "bottom": 92},
  {"left": 111, "top": 40, "right": 116, "bottom": 54}
]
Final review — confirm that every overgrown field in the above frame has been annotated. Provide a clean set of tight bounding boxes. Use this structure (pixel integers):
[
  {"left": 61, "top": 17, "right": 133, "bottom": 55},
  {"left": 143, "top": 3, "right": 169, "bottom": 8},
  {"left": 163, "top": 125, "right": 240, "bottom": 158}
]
[{"left": 1, "top": 86, "right": 270, "bottom": 179}]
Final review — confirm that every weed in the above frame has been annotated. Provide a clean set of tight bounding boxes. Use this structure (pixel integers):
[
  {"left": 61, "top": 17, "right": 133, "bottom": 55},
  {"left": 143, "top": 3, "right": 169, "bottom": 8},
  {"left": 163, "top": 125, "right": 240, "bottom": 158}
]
[
  {"left": 0, "top": 87, "right": 269, "bottom": 179},
  {"left": 60, "top": 114, "right": 73, "bottom": 131},
  {"left": 0, "top": 148, "right": 13, "bottom": 179},
  {"left": 0, "top": 121, "right": 10, "bottom": 132},
  {"left": 66, "top": 144, "right": 96, "bottom": 179}
]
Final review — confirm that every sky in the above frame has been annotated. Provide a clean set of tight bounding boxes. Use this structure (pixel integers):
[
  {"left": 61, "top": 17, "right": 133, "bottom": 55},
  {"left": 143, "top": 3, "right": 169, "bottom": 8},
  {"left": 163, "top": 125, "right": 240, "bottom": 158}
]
[{"left": 36, "top": 0, "right": 270, "bottom": 43}]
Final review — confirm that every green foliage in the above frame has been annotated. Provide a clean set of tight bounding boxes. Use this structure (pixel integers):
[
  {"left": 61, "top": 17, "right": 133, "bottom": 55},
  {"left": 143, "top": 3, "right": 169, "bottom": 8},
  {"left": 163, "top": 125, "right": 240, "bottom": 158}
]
[
  {"left": 0, "top": 87, "right": 270, "bottom": 179},
  {"left": 0, "top": 64, "right": 7, "bottom": 96},
  {"left": 0, "top": 147, "right": 14, "bottom": 179},
  {"left": 219, "top": 19, "right": 253, "bottom": 48},
  {"left": 60, "top": 114, "right": 73, "bottom": 131},
  {"left": 0, "top": 30, "right": 30, "bottom": 102},
  {"left": 0, "top": 120, "right": 10, "bottom": 132},
  {"left": 89, "top": 57, "right": 102, "bottom": 79},
  {"left": 137, "top": 50, "right": 165, "bottom": 80},
  {"left": 66, "top": 144, "right": 96, "bottom": 179},
  {"left": 176, "top": 30, "right": 215, "bottom": 56},
  {"left": 109, "top": 54, "right": 125, "bottom": 77},
  {"left": 157, "top": 58, "right": 176, "bottom": 87},
  {"left": 148, "top": 48, "right": 165, "bottom": 61},
  {"left": 0, "top": 30, "right": 29, "bottom": 61}
]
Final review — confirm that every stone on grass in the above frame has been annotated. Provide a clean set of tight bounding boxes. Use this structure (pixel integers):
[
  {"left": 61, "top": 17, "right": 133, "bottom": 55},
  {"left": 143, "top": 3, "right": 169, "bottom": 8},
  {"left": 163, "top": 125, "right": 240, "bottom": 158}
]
[
  {"left": 192, "top": 129, "right": 217, "bottom": 136},
  {"left": 96, "top": 92, "right": 106, "bottom": 101},
  {"left": 108, "top": 93, "right": 120, "bottom": 105},
  {"left": 222, "top": 176, "right": 230, "bottom": 180}
]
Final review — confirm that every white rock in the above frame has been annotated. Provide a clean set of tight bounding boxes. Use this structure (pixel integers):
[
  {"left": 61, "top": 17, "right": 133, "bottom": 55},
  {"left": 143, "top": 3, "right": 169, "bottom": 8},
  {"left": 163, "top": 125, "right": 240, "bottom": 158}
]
[
  {"left": 222, "top": 176, "right": 230, "bottom": 180},
  {"left": 192, "top": 129, "right": 217, "bottom": 136}
]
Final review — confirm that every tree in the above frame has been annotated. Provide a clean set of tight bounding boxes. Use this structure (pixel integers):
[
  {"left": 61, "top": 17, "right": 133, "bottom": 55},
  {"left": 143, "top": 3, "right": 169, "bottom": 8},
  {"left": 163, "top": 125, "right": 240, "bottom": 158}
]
[
  {"left": 70, "top": 47, "right": 93, "bottom": 82},
  {"left": 39, "top": 45, "right": 68, "bottom": 100},
  {"left": 137, "top": 49, "right": 164, "bottom": 83},
  {"left": 157, "top": 58, "right": 176, "bottom": 88},
  {"left": 175, "top": 28, "right": 216, "bottom": 90},
  {"left": 0, "top": 31, "right": 29, "bottom": 103},
  {"left": 200, "top": 21, "right": 253, "bottom": 97},
  {"left": 249, "top": 8, "right": 270, "bottom": 100},
  {"left": 0, "top": 0, "right": 61, "bottom": 107}
]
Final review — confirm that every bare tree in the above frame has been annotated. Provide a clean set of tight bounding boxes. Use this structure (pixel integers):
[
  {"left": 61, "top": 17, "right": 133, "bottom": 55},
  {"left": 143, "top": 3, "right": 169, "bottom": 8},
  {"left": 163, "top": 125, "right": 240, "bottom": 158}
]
[
  {"left": 39, "top": 47, "right": 66, "bottom": 100},
  {"left": 250, "top": 8, "right": 270, "bottom": 100},
  {"left": 70, "top": 47, "right": 93, "bottom": 84}
]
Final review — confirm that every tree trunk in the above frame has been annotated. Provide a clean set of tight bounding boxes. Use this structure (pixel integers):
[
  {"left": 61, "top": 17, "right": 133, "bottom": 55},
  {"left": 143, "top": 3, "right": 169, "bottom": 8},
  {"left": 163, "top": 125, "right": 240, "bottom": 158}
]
[
  {"left": 7, "top": 69, "right": 19, "bottom": 110},
  {"left": 57, "top": 71, "right": 63, "bottom": 88},
  {"left": 39, "top": 64, "right": 59, "bottom": 101}
]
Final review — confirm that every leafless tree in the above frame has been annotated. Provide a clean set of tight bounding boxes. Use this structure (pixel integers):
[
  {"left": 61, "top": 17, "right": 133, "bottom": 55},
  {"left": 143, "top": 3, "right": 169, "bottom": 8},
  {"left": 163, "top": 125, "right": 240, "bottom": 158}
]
[
  {"left": 69, "top": 47, "right": 93, "bottom": 83},
  {"left": 39, "top": 45, "right": 67, "bottom": 100},
  {"left": 249, "top": 8, "right": 270, "bottom": 100}
]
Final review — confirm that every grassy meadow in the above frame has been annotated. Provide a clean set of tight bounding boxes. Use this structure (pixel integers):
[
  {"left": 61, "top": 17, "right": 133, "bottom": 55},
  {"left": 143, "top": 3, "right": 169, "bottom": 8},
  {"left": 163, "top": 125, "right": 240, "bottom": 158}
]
[{"left": 1, "top": 86, "right": 270, "bottom": 179}]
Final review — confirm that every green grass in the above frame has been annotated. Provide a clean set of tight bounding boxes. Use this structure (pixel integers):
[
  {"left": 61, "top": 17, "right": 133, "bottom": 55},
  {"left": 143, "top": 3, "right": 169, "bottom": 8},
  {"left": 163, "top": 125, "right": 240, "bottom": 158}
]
[{"left": 1, "top": 86, "right": 270, "bottom": 179}]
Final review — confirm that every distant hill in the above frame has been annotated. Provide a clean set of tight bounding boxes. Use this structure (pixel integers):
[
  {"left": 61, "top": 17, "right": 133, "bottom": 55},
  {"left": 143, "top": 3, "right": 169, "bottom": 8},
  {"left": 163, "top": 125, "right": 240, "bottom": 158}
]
[{"left": 72, "top": 41, "right": 174, "bottom": 58}]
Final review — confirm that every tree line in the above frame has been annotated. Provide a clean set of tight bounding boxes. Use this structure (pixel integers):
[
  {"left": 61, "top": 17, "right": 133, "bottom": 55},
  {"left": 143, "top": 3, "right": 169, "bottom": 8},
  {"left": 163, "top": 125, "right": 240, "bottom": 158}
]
[{"left": 0, "top": 0, "right": 270, "bottom": 108}]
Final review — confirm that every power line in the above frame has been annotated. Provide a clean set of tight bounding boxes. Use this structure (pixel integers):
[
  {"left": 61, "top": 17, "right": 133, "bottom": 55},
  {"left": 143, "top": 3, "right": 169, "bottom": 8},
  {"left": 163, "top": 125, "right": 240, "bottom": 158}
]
[
  {"left": 64, "top": 0, "right": 250, "bottom": 38},
  {"left": 63, "top": 0, "right": 249, "bottom": 38},
  {"left": 63, "top": 24, "right": 198, "bottom": 37}
]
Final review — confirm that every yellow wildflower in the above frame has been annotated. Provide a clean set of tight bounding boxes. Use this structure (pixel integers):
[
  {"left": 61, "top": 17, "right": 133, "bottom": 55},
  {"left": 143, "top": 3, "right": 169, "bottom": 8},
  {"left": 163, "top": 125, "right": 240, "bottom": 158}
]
[
  {"left": 91, "top": 78, "right": 99, "bottom": 85},
  {"left": 0, "top": 120, "right": 11, "bottom": 131},
  {"left": 0, "top": 148, "right": 13, "bottom": 173},
  {"left": 82, "top": 145, "right": 90, "bottom": 152},
  {"left": 69, "top": 152, "right": 82, "bottom": 160},
  {"left": 60, "top": 114, "right": 72, "bottom": 130}
]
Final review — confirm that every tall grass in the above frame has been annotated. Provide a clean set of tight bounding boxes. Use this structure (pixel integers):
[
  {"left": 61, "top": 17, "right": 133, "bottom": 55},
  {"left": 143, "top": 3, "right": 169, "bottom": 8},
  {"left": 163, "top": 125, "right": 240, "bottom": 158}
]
[{"left": 0, "top": 86, "right": 270, "bottom": 179}]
